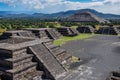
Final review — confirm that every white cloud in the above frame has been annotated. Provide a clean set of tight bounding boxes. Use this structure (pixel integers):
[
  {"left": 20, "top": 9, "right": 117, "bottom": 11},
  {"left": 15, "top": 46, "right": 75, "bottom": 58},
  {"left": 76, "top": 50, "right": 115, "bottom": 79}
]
[
  {"left": 0, "top": 0, "right": 120, "bottom": 14},
  {"left": 104, "top": 0, "right": 120, "bottom": 4}
]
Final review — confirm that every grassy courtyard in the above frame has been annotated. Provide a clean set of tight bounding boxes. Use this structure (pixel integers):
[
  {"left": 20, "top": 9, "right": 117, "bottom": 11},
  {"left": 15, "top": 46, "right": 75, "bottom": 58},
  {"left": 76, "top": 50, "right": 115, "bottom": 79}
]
[{"left": 54, "top": 34, "right": 94, "bottom": 45}]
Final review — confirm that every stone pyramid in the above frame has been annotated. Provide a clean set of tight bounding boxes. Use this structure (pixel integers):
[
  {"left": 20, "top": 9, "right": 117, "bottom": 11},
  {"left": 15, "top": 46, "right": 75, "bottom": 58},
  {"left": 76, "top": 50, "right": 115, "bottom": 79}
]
[
  {"left": 0, "top": 29, "right": 79, "bottom": 80},
  {"left": 66, "top": 11, "right": 109, "bottom": 23},
  {"left": 57, "top": 27, "right": 79, "bottom": 36},
  {"left": 77, "top": 26, "right": 94, "bottom": 33}
]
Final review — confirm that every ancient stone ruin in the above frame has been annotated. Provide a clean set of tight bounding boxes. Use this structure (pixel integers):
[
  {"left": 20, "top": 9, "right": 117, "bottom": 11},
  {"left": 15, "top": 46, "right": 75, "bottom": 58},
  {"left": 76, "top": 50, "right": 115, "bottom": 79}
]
[
  {"left": 0, "top": 37, "right": 42, "bottom": 80},
  {"left": 0, "top": 30, "right": 77, "bottom": 80},
  {"left": 57, "top": 27, "right": 79, "bottom": 36},
  {"left": 0, "top": 28, "right": 62, "bottom": 40},
  {"left": 77, "top": 26, "right": 94, "bottom": 33},
  {"left": 0, "top": 30, "right": 36, "bottom": 40},
  {"left": 95, "top": 27, "right": 119, "bottom": 35},
  {"left": 25, "top": 28, "right": 62, "bottom": 40},
  {"left": 66, "top": 11, "right": 109, "bottom": 23}
]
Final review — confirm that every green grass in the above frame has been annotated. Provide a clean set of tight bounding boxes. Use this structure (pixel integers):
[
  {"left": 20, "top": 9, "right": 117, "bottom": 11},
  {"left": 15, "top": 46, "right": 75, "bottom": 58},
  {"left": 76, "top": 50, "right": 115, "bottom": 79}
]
[
  {"left": 118, "top": 34, "right": 120, "bottom": 36},
  {"left": 54, "top": 34, "right": 94, "bottom": 45}
]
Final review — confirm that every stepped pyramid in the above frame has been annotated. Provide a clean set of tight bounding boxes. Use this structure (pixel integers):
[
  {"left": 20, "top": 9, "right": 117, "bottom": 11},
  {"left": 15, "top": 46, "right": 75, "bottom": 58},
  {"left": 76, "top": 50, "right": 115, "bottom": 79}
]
[
  {"left": 0, "top": 30, "right": 36, "bottom": 40},
  {"left": 95, "top": 26, "right": 119, "bottom": 35},
  {"left": 77, "top": 26, "right": 94, "bottom": 33},
  {"left": 0, "top": 37, "right": 43, "bottom": 80},
  {"left": 66, "top": 11, "right": 109, "bottom": 23},
  {"left": 25, "top": 28, "right": 62, "bottom": 40},
  {"left": 57, "top": 27, "right": 79, "bottom": 36},
  {"left": 0, "top": 30, "right": 78, "bottom": 80}
]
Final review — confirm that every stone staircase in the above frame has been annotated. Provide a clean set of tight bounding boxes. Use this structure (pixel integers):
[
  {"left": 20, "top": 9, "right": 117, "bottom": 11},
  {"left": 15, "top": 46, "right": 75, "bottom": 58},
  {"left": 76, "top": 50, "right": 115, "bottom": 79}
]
[
  {"left": 95, "top": 27, "right": 119, "bottom": 35},
  {"left": 57, "top": 27, "right": 78, "bottom": 36},
  {"left": 24, "top": 28, "right": 62, "bottom": 40},
  {"left": 69, "top": 28, "right": 79, "bottom": 35},
  {"left": 29, "top": 43, "right": 66, "bottom": 80},
  {"left": 0, "top": 30, "right": 36, "bottom": 40},
  {"left": 43, "top": 40, "right": 72, "bottom": 67},
  {"left": 24, "top": 28, "right": 50, "bottom": 40},
  {"left": 77, "top": 26, "right": 94, "bottom": 33},
  {"left": 18, "top": 31, "right": 36, "bottom": 38},
  {"left": 46, "top": 28, "right": 62, "bottom": 40}
]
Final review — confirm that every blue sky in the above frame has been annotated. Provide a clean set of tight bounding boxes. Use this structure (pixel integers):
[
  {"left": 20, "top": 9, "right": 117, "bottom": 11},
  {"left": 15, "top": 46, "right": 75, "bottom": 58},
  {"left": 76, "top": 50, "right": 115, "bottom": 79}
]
[{"left": 0, "top": 0, "right": 120, "bottom": 14}]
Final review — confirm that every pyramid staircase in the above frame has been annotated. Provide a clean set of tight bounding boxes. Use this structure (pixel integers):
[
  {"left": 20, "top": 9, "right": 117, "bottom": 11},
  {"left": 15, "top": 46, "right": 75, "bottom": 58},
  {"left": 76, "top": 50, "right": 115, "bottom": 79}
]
[
  {"left": 0, "top": 30, "right": 36, "bottom": 40},
  {"left": 24, "top": 28, "right": 50, "bottom": 40},
  {"left": 77, "top": 26, "right": 94, "bottom": 33},
  {"left": 95, "top": 27, "right": 119, "bottom": 35},
  {"left": 69, "top": 28, "right": 79, "bottom": 35},
  {"left": 43, "top": 40, "right": 72, "bottom": 67},
  {"left": 57, "top": 27, "right": 78, "bottom": 36},
  {"left": 29, "top": 43, "right": 67, "bottom": 79},
  {"left": 24, "top": 28, "right": 62, "bottom": 40},
  {"left": 46, "top": 28, "right": 62, "bottom": 40},
  {"left": 17, "top": 31, "right": 36, "bottom": 38}
]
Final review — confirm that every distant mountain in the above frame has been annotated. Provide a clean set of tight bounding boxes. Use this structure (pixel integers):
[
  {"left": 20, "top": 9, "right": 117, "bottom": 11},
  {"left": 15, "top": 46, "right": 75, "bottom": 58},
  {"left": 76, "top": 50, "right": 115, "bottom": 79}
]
[
  {"left": 0, "top": 9, "right": 120, "bottom": 20},
  {"left": 48, "top": 9, "right": 120, "bottom": 19}
]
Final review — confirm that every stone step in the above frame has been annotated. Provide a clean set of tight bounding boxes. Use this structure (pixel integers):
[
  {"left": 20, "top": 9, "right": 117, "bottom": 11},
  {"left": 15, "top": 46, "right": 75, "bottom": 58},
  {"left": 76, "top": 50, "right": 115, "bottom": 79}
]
[
  {"left": 77, "top": 26, "right": 94, "bottom": 33},
  {"left": 35, "top": 33, "right": 48, "bottom": 39},
  {"left": 0, "top": 48, "right": 27, "bottom": 59},
  {"left": 29, "top": 44, "right": 66, "bottom": 79},
  {"left": 70, "top": 28, "right": 79, "bottom": 35},
  {"left": 51, "top": 48, "right": 66, "bottom": 56},
  {"left": 6, "top": 62, "right": 36, "bottom": 74},
  {"left": 46, "top": 30, "right": 57, "bottom": 40},
  {"left": 0, "top": 63, "right": 41, "bottom": 80},
  {"left": 57, "top": 53, "right": 72, "bottom": 63},
  {"left": 0, "top": 54, "right": 33, "bottom": 69},
  {"left": 57, "top": 28, "right": 77, "bottom": 36},
  {"left": 0, "top": 62, "right": 36, "bottom": 75},
  {"left": 18, "top": 32, "right": 35, "bottom": 38},
  {"left": 47, "top": 44, "right": 59, "bottom": 49},
  {"left": 54, "top": 49, "right": 66, "bottom": 56},
  {"left": 44, "top": 40, "right": 53, "bottom": 45}
]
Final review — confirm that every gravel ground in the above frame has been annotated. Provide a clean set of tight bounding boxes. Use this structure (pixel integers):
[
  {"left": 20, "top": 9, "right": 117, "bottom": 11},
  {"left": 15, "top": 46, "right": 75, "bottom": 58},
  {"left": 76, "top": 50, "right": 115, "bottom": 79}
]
[{"left": 61, "top": 35, "right": 120, "bottom": 80}]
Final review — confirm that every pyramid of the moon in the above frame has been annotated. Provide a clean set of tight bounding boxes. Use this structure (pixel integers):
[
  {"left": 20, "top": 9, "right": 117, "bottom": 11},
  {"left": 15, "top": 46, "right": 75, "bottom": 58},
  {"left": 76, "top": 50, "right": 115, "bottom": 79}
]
[{"left": 66, "top": 11, "right": 109, "bottom": 23}]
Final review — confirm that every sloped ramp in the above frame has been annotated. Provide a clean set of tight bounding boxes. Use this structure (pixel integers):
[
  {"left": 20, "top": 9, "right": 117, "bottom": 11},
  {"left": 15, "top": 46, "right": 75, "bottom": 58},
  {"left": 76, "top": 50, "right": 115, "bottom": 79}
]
[
  {"left": 69, "top": 28, "right": 79, "bottom": 35},
  {"left": 46, "top": 29, "right": 61, "bottom": 40},
  {"left": 29, "top": 44, "right": 66, "bottom": 79},
  {"left": 43, "top": 40, "right": 72, "bottom": 67}
]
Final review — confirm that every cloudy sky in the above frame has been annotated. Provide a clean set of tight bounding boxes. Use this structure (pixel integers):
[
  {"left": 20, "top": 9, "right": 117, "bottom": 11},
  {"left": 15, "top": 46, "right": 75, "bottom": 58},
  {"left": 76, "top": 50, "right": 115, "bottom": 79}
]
[{"left": 0, "top": 0, "right": 120, "bottom": 14}]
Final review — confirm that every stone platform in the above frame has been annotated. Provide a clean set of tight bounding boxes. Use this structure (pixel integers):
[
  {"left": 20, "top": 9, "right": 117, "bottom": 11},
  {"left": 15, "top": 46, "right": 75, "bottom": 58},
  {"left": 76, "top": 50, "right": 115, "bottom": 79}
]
[
  {"left": 0, "top": 29, "right": 78, "bottom": 80},
  {"left": 77, "top": 26, "right": 94, "bottom": 33},
  {"left": 95, "top": 27, "right": 119, "bottom": 35},
  {"left": 57, "top": 27, "right": 79, "bottom": 36}
]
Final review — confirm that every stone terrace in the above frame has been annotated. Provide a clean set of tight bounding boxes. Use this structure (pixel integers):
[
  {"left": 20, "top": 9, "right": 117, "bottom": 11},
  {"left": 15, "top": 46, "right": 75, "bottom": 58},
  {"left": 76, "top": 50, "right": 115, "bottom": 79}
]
[
  {"left": 57, "top": 27, "right": 79, "bottom": 36},
  {"left": 0, "top": 30, "right": 78, "bottom": 80}
]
